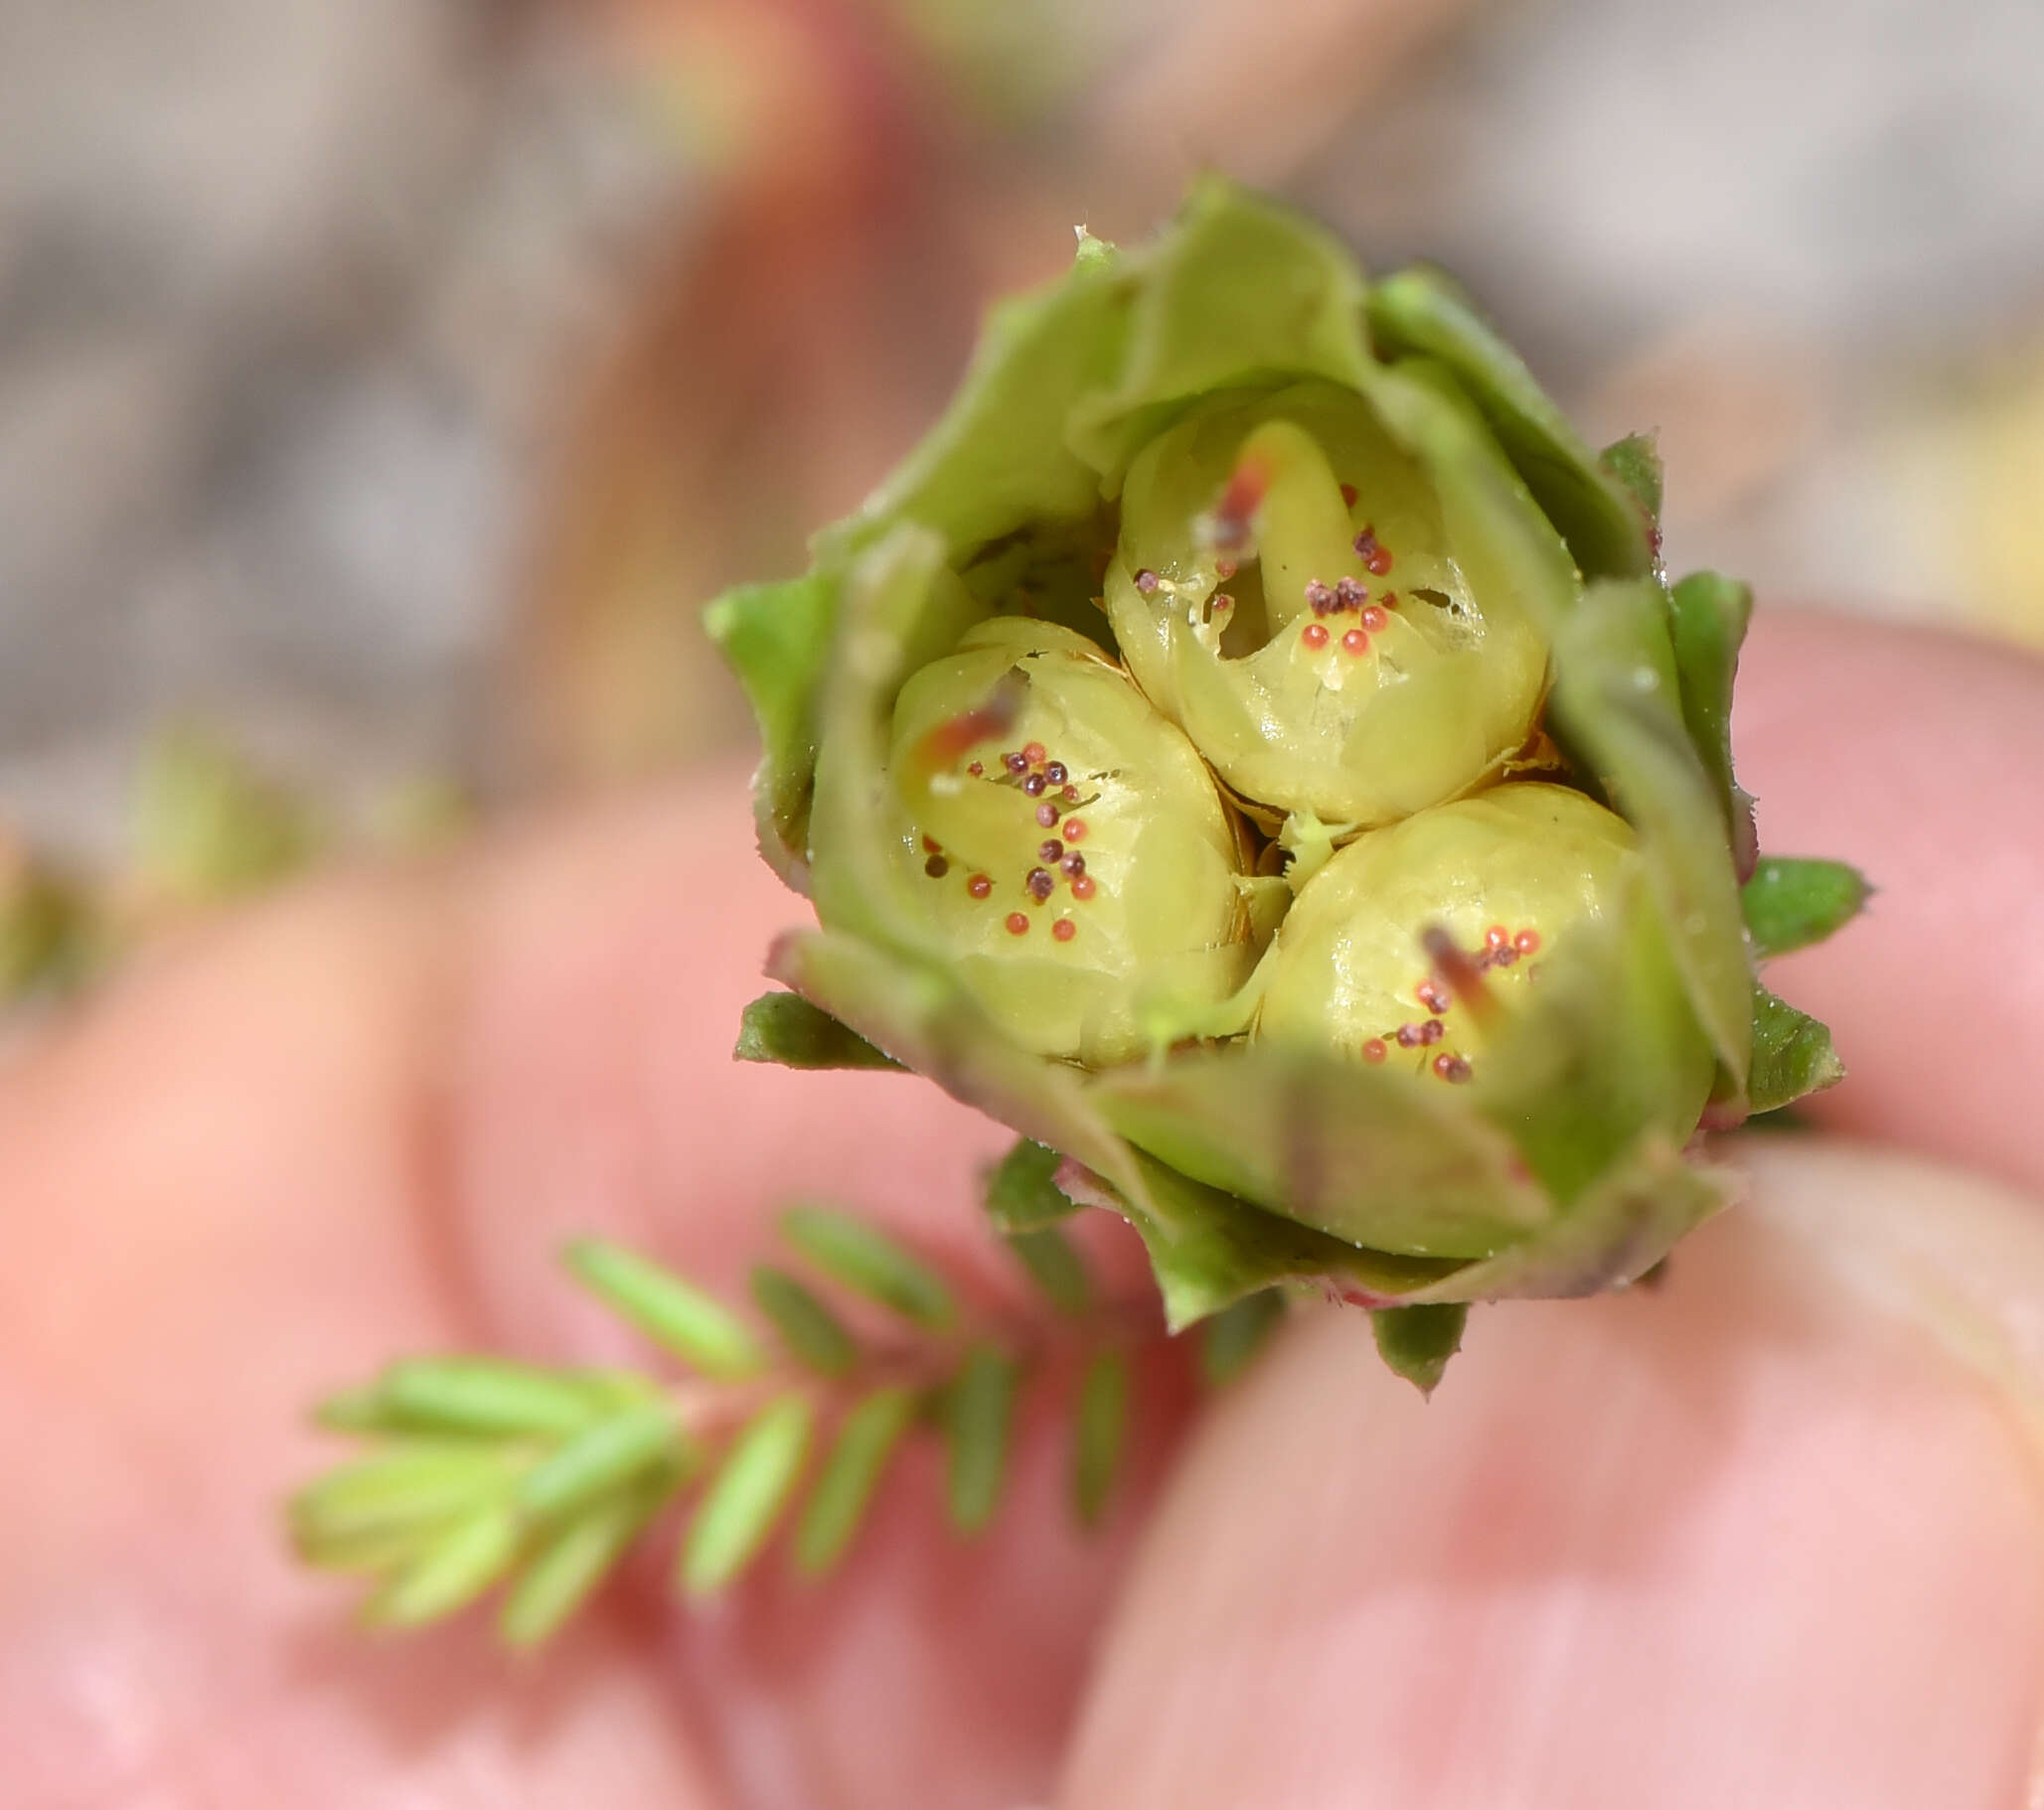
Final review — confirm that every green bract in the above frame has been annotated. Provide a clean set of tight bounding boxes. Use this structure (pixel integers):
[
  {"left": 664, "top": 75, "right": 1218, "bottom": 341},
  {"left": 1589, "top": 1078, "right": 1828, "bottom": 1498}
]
[{"left": 707, "top": 180, "right": 1858, "bottom": 1389}]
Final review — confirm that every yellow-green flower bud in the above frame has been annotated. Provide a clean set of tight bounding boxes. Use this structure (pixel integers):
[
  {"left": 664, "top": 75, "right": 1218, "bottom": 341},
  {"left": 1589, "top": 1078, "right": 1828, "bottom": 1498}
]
[
  {"left": 1105, "top": 382, "right": 1549, "bottom": 829},
  {"left": 1257, "top": 783, "right": 1704, "bottom": 1100},
  {"left": 866, "top": 617, "right": 1264, "bottom": 1066}
]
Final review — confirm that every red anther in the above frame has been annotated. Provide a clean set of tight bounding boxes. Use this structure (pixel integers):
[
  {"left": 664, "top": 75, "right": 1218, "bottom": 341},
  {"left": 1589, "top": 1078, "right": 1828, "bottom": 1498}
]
[
  {"left": 1335, "top": 576, "right": 1366, "bottom": 608},
  {"left": 1360, "top": 605, "right": 1388, "bottom": 633},
  {"left": 1421, "top": 924, "right": 1500, "bottom": 1029},
  {"left": 1492, "top": 945, "right": 1517, "bottom": 967},
  {"left": 1433, "top": 1053, "right": 1472, "bottom": 1083},
  {"left": 1044, "top": 761, "right": 1068, "bottom": 785},
  {"left": 1362, "top": 1038, "right": 1388, "bottom": 1063},
  {"left": 922, "top": 834, "right": 942, "bottom": 853},
  {"left": 1006, "top": 912, "right": 1030, "bottom": 935},
  {"left": 1134, "top": 568, "right": 1160, "bottom": 594},
  {"left": 1419, "top": 1018, "right": 1445, "bottom": 1045},
  {"left": 967, "top": 761, "right": 984, "bottom": 777},
  {"left": 1039, "top": 839, "right": 1064, "bottom": 861},
  {"left": 1004, "top": 751, "right": 1028, "bottom": 774},
  {"left": 924, "top": 855, "right": 949, "bottom": 878},
  {"left": 1061, "top": 818, "right": 1087, "bottom": 841},
  {"left": 1486, "top": 926, "right": 1509, "bottom": 951},
  {"left": 1022, "top": 772, "right": 1047, "bottom": 798},
  {"left": 1364, "top": 546, "right": 1393, "bottom": 576},
  {"left": 968, "top": 873, "right": 993, "bottom": 899},
  {"left": 1026, "top": 868, "right": 1055, "bottom": 903},
  {"left": 1061, "top": 851, "right": 1086, "bottom": 876},
  {"left": 1022, "top": 741, "right": 1047, "bottom": 768},
  {"left": 1305, "top": 580, "right": 1336, "bottom": 614},
  {"left": 1071, "top": 873, "right": 1097, "bottom": 901},
  {"left": 1340, "top": 482, "right": 1358, "bottom": 508},
  {"left": 1035, "top": 801, "right": 1060, "bottom": 828},
  {"left": 1341, "top": 629, "right": 1370, "bottom": 655},
  {"left": 1052, "top": 918, "right": 1076, "bottom": 943},
  {"left": 1060, "top": 784, "right": 1079, "bottom": 803},
  {"left": 1396, "top": 1022, "right": 1424, "bottom": 1048},
  {"left": 1513, "top": 929, "right": 1541, "bottom": 955},
  {"left": 1215, "top": 557, "right": 1237, "bottom": 580},
  {"left": 1301, "top": 623, "right": 1330, "bottom": 650}
]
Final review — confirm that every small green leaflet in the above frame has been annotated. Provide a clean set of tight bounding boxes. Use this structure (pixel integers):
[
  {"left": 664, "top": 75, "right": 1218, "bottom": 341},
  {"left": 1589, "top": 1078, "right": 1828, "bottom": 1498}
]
[
  {"left": 1072, "top": 1349, "right": 1129, "bottom": 1526},
  {"left": 365, "top": 1504, "right": 522, "bottom": 1627},
  {"left": 372, "top": 1359, "right": 604, "bottom": 1437},
  {"left": 794, "top": 1386, "right": 921, "bottom": 1577},
  {"left": 733, "top": 991, "right": 902, "bottom": 1071},
  {"left": 781, "top": 1206, "right": 958, "bottom": 1332},
  {"left": 750, "top": 1265, "right": 860, "bottom": 1377},
  {"left": 1199, "top": 1288, "right": 1287, "bottom": 1385},
  {"left": 565, "top": 1239, "right": 767, "bottom": 1381},
  {"left": 501, "top": 1476, "right": 673, "bottom": 1648},
  {"left": 1742, "top": 856, "right": 1870, "bottom": 960},
  {"left": 1599, "top": 431, "right": 1663, "bottom": 535},
  {"left": 681, "top": 1396, "right": 815, "bottom": 1597},
  {"left": 944, "top": 1343, "right": 1021, "bottom": 1536},
  {"left": 516, "top": 1401, "right": 684, "bottom": 1522},
  {"left": 1746, "top": 985, "right": 1846, "bottom": 1116},
  {"left": 1007, "top": 1225, "right": 1092, "bottom": 1318}
]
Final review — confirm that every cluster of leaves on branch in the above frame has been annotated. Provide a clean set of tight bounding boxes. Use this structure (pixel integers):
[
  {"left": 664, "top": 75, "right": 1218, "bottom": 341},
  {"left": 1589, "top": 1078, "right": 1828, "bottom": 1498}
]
[{"left": 292, "top": 1157, "right": 1286, "bottom": 1648}]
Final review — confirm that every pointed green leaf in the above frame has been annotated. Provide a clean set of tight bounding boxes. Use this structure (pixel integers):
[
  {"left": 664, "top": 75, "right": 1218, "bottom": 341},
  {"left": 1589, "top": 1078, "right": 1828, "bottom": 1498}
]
[
  {"left": 1071, "top": 1348, "right": 1129, "bottom": 1527},
  {"left": 517, "top": 1401, "right": 684, "bottom": 1523},
  {"left": 1742, "top": 857, "right": 1870, "bottom": 960},
  {"left": 733, "top": 991, "right": 902, "bottom": 1071},
  {"left": 680, "top": 1396, "right": 815, "bottom": 1597},
  {"left": 1366, "top": 265, "right": 1652, "bottom": 578},
  {"left": 1664, "top": 569, "right": 1759, "bottom": 878},
  {"left": 1370, "top": 1302, "right": 1468, "bottom": 1396},
  {"left": 376, "top": 1359, "right": 602, "bottom": 1438},
  {"left": 750, "top": 1266, "right": 860, "bottom": 1377},
  {"left": 1007, "top": 1225, "right": 1091, "bottom": 1318},
  {"left": 983, "top": 1137, "right": 1080, "bottom": 1233},
  {"left": 944, "top": 1343, "right": 1021, "bottom": 1536},
  {"left": 364, "top": 1503, "right": 522, "bottom": 1627},
  {"left": 780, "top": 1206, "right": 958, "bottom": 1333},
  {"left": 500, "top": 1474, "right": 676, "bottom": 1649},
  {"left": 1199, "top": 1287, "right": 1287, "bottom": 1385},
  {"left": 1747, "top": 984, "right": 1846, "bottom": 1115},
  {"left": 792, "top": 1386, "right": 920, "bottom": 1578},
  {"left": 564, "top": 1240, "right": 767, "bottom": 1381}
]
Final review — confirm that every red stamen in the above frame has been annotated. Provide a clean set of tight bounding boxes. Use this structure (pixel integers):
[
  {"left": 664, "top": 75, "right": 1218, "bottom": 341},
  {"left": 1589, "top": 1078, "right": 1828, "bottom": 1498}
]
[
  {"left": 1071, "top": 874, "right": 1097, "bottom": 901},
  {"left": 1052, "top": 918, "right": 1076, "bottom": 943},
  {"left": 1061, "top": 819, "right": 1087, "bottom": 842},
  {"left": 1022, "top": 741, "right": 1046, "bottom": 768},
  {"left": 1006, "top": 912, "right": 1030, "bottom": 936},
  {"left": 1513, "top": 929, "right": 1540, "bottom": 955},
  {"left": 968, "top": 874, "right": 992, "bottom": 899},
  {"left": 1301, "top": 623, "right": 1330, "bottom": 650},
  {"left": 1341, "top": 629, "right": 1369, "bottom": 655},
  {"left": 1362, "top": 1038, "right": 1387, "bottom": 1063},
  {"left": 1360, "top": 605, "right": 1388, "bottom": 633}
]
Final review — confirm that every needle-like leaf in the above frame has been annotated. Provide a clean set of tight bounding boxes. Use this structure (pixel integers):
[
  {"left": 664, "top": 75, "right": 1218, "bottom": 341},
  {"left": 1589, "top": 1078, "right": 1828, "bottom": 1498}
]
[
  {"left": 750, "top": 1265, "right": 860, "bottom": 1377},
  {"left": 517, "top": 1401, "right": 685, "bottom": 1523},
  {"left": 781, "top": 1206, "right": 957, "bottom": 1332},
  {"left": 501, "top": 1475, "right": 677, "bottom": 1649},
  {"left": 1199, "top": 1287, "right": 1286, "bottom": 1385},
  {"left": 793, "top": 1386, "right": 920, "bottom": 1577},
  {"left": 944, "top": 1343, "right": 1020, "bottom": 1536},
  {"left": 1007, "top": 1225, "right": 1091, "bottom": 1318},
  {"left": 564, "top": 1239, "right": 768, "bottom": 1380},
  {"left": 1072, "top": 1349, "right": 1129, "bottom": 1526},
  {"left": 680, "top": 1396, "right": 815, "bottom": 1597}
]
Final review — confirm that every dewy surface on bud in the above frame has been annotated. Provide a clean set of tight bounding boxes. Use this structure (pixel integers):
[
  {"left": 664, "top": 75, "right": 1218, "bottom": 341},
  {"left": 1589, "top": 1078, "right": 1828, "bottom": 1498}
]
[
  {"left": 1108, "top": 384, "right": 1548, "bottom": 828},
  {"left": 819, "top": 616, "right": 1267, "bottom": 1065},
  {"left": 708, "top": 179, "right": 1860, "bottom": 1380}
]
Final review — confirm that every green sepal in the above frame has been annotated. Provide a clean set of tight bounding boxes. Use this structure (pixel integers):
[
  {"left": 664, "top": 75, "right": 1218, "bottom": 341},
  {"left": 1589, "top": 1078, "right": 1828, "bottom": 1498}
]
[
  {"left": 1599, "top": 432, "right": 1664, "bottom": 541},
  {"left": 1198, "top": 1288, "right": 1287, "bottom": 1385},
  {"left": 984, "top": 1137, "right": 1082, "bottom": 1232},
  {"left": 1370, "top": 1302, "right": 1468, "bottom": 1397},
  {"left": 1746, "top": 984, "right": 1846, "bottom": 1115},
  {"left": 1071, "top": 1348, "right": 1130, "bottom": 1527},
  {"left": 1664, "top": 570, "right": 1759, "bottom": 879},
  {"left": 1063, "top": 178, "right": 1374, "bottom": 481},
  {"left": 1366, "top": 265, "right": 1653, "bottom": 579},
  {"left": 1548, "top": 578, "right": 1752, "bottom": 1086},
  {"left": 703, "top": 573, "right": 838, "bottom": 885},
  {"left": 733, "top": 991, "right": 902, "bottom": 1071},
  {"left": 1742, "top": 856, "right": 1870, "bottom": 960}
]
